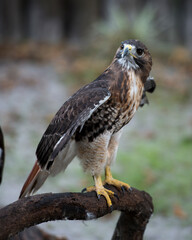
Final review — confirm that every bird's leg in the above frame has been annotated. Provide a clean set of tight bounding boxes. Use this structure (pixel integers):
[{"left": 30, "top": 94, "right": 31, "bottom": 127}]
[
  {"left": 104, "top": 165, "right": 131, "bottom": 191},
  {"left": 83, "top": 175, "right": 115, "bottom": 208}
]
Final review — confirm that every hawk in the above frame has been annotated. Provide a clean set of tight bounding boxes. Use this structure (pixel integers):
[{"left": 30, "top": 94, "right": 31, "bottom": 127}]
[{"left": 19, "top": 39, "right": 153, "bottom": 208}]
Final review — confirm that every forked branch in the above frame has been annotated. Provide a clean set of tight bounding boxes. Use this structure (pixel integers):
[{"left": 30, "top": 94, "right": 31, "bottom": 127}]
[{"left": 0, "top": 186, "right": 153, "bottom": 240}]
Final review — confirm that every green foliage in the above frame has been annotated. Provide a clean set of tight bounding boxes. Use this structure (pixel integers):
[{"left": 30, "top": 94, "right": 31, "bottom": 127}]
[{"left": 114, "top": 135, "right": 192, "bottom": 221}]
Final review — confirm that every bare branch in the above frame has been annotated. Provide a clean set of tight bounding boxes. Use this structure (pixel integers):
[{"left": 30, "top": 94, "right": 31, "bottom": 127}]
[{"left": 0, "top": 186, "right": 153, "bottom": 240}]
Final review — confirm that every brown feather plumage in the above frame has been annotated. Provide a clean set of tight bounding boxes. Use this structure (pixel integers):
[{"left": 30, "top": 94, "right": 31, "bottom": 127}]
[{"left": 19, "top": 39, "right": 153, "bottom": 199}]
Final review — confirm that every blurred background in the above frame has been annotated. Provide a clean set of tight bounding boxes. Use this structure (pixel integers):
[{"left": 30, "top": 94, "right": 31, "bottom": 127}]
[{"left": 0, "top": 0, "right": 192, "bottom": 239}]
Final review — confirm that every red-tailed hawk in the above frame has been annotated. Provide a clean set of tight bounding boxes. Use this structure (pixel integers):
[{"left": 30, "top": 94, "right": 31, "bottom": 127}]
[{"left": 20, "top": 40, "right": 153, "bottom": 208}]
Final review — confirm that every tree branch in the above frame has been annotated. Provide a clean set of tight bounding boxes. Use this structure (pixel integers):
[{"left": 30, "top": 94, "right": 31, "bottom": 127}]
[{"left": 0, "top": 186, "right": 153, "bottom": 240}]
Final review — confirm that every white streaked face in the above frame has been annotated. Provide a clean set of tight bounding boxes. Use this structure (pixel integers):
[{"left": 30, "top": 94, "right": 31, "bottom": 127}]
[
  {"left": 116, "top": 41, "right": 146, "bottom": 70},
  {"left": 118, "top": 43, "right": 139, "bottom": 70}
]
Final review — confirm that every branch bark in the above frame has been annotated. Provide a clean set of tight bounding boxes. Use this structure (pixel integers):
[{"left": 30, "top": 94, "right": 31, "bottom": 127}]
[{"left": 0, "top": 186, "right": 153, "bottom": 240}]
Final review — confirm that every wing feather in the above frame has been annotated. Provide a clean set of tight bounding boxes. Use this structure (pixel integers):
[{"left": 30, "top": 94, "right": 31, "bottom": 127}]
[{"left": 36, "top": 80, "right": 111, "bottom": 169}]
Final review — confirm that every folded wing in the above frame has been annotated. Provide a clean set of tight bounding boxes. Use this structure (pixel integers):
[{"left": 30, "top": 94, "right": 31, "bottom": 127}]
[{"left": 19, "top": 81, "right": 111, "bottom": 198}]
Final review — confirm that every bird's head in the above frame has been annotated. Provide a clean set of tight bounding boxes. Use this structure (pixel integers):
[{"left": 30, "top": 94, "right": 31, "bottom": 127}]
[{"left": 115, "top": 39, "right": 152, "bottom": 81}]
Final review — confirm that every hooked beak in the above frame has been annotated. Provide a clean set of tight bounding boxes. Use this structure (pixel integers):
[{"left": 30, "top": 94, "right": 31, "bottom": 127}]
[
  {"left": 122, "top": 44, "right": 132, "bottom": 57},
  {"left": 122, "top": 44, "right": 137, "bottom": 59}
]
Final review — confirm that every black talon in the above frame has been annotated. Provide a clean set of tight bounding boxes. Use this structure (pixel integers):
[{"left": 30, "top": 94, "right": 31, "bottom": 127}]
[
  {"left": 81, "top": 188, "right": 87, "bottom": 193},
  {"left": 121, "top": 186, "right": 126, "bottom": 194},
  {"left": 114, "top": 193, "right": 119, "bottom": 200},
  {"left": 128, "top": 187, "right": 133, "bottom": 192},
  {"left": 97, "top": 194, "right": 101, "bottom": 200},
  {"left": 109, "top": 205, "right": 113, "bottom": 213}
]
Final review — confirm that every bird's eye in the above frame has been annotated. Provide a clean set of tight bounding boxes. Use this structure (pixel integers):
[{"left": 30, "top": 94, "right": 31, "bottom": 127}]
[
  {"left": 120, "top": 44, "right": 124, "bottom": 50},
  {"left": 136, "top": 48, "right": 144, "bottom": 56}
]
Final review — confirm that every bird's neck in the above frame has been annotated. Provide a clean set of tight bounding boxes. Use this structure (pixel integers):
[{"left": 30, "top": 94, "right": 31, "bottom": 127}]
[
  {"left": 107, "top": 61, "right": 144, "bottom": 105},
  {"left": 117, "top": 58, "right": 139, "bottom": 71},
  {"left": 113, "top": 59, "right": 150, "bottom": 84}
]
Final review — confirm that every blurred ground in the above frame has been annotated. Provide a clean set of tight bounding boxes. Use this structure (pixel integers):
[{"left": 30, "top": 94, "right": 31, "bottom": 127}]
[{"left": 0, "top": 43, "right": 192, "bottom": 239}]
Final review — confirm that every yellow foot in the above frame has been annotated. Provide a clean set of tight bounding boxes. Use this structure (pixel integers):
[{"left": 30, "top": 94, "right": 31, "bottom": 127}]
[
  {"left": 104, "top": 166, "right": 131, "bottom": 191},
  {"left": 82, "top": 175, "right": 115, "bottom": 208}
]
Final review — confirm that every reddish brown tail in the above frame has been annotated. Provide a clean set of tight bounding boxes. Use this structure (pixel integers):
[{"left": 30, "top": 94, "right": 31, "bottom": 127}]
[{"left": 19, "top": 160, "right": 42, "bottom": 198}]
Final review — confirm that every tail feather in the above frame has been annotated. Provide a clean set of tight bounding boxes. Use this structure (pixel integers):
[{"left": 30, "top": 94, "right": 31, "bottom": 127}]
[
  {"left": 19, "top": 140, "right": 77, "bottom": 199},
  {"left": 19, "top": 160, "right": 48, "bottom": 198}
]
